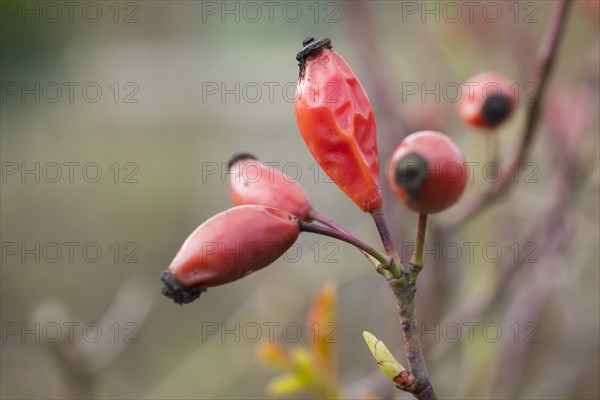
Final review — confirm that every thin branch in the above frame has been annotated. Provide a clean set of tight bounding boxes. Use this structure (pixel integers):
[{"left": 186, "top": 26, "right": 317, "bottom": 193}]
[
  {"left": 388, "top": 277, "right": 438, "bottom": 400},
  {"left": 387, "top": 210, "right": 437, "bottom": 400},
  {"left": 298, "top": 220, "right": 390, "bottom": 267},
  {"left": 440, "top": 0, "right": 572, "bottom": 230},
  {"left": 308, "top": 209, "right": 390, "bottom": 277},
  {"left": 368, "top": 206, "right": 437, "bottom": 400},
  {"left": 370, "top": 206, "right": 437, "bottom": 400},
  {"left": 428, "top": 64, "right": 597, "bottom": 361},
  {"left": 308, "top": 209, "right": 354, "bottom": 235}
]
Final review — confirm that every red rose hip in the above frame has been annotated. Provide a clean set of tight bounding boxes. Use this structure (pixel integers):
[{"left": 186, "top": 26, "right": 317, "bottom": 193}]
[
  {"left": 161, "top": 205, "right": 300, "bottom": 304},
  {"left": 228, "top": 153, "right": 313, "bottom": 221},
  {"left": 458, "top": 72, "right": 516, "bottom": 129},
  {"left": 294, "top": 38, "right": 382, "bottom": 212},
  {"left": 388, "top": 131, "right": 468, "bottom": 214}
]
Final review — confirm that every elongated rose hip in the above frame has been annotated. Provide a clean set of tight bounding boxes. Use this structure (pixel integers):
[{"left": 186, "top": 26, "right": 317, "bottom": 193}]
[
  {"left": 228, "top": 153, "right": 313, "bottom": 221},
  {"left": 294, "top": 38, "right": 382, "bottom": 212},
  {"left": 161, "top": 205, "right": 300, "bottom": 304}
]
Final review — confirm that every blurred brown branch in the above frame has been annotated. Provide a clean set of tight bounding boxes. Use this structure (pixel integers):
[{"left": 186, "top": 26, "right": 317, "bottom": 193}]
[
  {"left": 439, "top": 0, "right": 573, "bottom": 230},
  {"left": 343, "top": 2, "right": 409, "bottom": 140},
  {"left": 427, "top": 43, "right": 599, "bottom": 374},
  {"left": 34, "top": 278, "right": 156, "bottom": 399}
]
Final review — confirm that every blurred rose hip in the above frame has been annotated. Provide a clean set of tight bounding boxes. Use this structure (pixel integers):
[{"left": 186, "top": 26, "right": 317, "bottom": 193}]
[{"left": 459, "top": 72, "right": 516, "bottom": 129}]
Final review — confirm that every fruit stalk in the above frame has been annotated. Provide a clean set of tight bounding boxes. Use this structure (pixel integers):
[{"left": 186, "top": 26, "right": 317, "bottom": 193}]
[
  {"left": 298, "top": 220, "right": 390, "bottom": 267},
  {"left": 370, "top": 208, "right": 403, "bottom": 277},
  {"left": 409, "top": 213, "right": 428, "bottom": 277},
  {"left": 308, "top": 209, "right": 387, "bottom": 274}
]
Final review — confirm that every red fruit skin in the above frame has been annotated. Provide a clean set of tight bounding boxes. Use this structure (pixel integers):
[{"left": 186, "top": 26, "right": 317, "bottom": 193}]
[
  {"left": 230, "top": 158, "right": 313, "bottom": 221},
  {"left": 168, "top": 205, "right": 299, "bottom": 288},
  {"left": 458, "top": 72, "right": 516, "bottom": 129},
  {"left": 388, "top": 131, "right": 468, "bottom": 214},
  {"left": 295, "top": 46, "right": 382, "bottom": 212}
]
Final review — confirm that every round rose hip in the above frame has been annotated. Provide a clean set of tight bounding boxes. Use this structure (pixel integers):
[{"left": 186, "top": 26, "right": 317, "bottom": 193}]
[
  {"left": 388, "top": 131, "right": 468, "bottom": 214},
  {"left": 459, "top": 72, "right": 516, "bottom": 129}
]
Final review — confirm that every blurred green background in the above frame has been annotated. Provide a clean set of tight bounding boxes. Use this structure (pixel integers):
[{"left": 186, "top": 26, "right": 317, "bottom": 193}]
[{"left": 1, "top": 1, "right": 598, "bottom": 399}]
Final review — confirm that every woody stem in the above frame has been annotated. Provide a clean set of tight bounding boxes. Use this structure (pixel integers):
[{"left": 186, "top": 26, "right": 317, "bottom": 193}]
[
  {"left": 439, "top": 0, "right": 572, "bottom": 229},
  {"left": 387, "top": 211, "right": 436, "bottom": 400}
]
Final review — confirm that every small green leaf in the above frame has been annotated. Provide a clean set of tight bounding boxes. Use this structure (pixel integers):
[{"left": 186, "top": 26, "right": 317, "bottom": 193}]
[
  {"left": 267, "top": 372, "right": 308, "bottom": 395},
  {"left": 290, "top": 347, "right": 315, "bottom": 380},
  {"left": 362, "top": 331, "right": 405, "bottom": 380}
]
